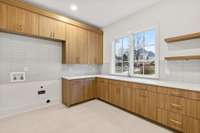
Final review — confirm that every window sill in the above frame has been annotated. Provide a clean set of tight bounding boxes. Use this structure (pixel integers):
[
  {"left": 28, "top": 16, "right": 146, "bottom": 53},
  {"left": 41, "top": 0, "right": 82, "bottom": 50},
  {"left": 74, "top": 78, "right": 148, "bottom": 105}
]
[{"left": 110, "top": 73, "right": 159, "bottom": 80}]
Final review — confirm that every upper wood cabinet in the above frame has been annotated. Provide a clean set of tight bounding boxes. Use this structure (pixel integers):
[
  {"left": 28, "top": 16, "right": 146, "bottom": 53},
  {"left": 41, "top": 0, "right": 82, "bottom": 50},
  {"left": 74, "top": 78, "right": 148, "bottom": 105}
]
[
  {"left": 0, "top": 2, "right": 7, "bottom": 30},
  {"left": 65, "top": 24, "right": 88, "bottom": 64},
  {"left": 0, "top": 1, "right": 103, "bottom": 65},
  {"left": 7, "top": 5, "right": 39, "bottom": 36},
  {"left": 39, "top": 15, "right": 65, "bottom": 40},
  {"left": 88, "top": 31, "right": 103, "bottom": 64},
  {"left": 88, "top": 31, "right": 98, "bottom": 64},
  {"left": 63, "top": 25, "right": 103, "bottom": 64}
]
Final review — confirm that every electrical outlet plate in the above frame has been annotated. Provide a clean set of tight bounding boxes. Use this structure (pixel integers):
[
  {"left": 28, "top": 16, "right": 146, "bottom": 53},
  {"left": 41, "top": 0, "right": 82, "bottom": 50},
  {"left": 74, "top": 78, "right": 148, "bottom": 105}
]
[{"left": 10, "top": 72, "right": 26, "bottom": 82}]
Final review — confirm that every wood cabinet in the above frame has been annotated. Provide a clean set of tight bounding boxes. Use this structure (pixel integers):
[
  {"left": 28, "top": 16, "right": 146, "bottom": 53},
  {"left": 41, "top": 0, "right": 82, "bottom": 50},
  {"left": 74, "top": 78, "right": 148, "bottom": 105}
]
[
  {"left": 65, "top": 24, "right": 88, "bottom": 64},
  {"left": 135, "top": 85, "right": 157, "bottom": 121},
  {"left": 64, "top": 25, "right": 103, "bottom": 64},
  {"left": 7, "top": 5, "right": 39, "bottom": 36},
  {"left": 62, "top": 78, "right": 96, "bottom": 106},
  {"left": 96, "top": 78, "right": 109, "bottom": 101},
  {"left": 63, "top": 77, "right": 200, "bottom": 133},
  {"left": 109, "top": 80, "right": 124, "bottom": 106},
  {"left": 121, "top": 83, "right": 135, "bottom": 112},
  {"left": 39, "top": 15, "right": 65, "bottom": 40},
  {"left": 0, "top": 1, "right": 103, "bottom": 65},
  {"left": 184, "top": 116, "right": 200, "bottom": 133},
  {"left": 157, "top": 86, "right": 200, "bottom": 133},
  {"left": 0, "top": 2, "right": 7, "bottom": 30},
  {"left": 88, "top": 31, "right": 103, "bottom": 64}
]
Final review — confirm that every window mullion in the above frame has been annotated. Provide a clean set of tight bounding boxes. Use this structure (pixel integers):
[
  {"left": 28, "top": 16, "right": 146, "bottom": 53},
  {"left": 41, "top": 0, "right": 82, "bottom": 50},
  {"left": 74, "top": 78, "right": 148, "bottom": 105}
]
[{"left": 130, "top": 35, "right": 134, "bottom": 76}]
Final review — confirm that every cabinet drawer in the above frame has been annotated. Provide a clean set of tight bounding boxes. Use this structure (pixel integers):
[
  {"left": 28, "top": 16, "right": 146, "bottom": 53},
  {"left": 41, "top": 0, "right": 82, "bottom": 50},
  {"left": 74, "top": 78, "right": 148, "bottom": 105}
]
[
  {"left": 133, "top": 83, "right": 146, "bottom": 90},
  {"left": 167, "top": 112, "right": 183, "bottom": 132},
  {"left": 187, "top": 91, "right": 200, "bottom": 100},
  {"left": 157, "top": 87, "right": 170, "bottom": 94},
  {"left": 146, "top": 85, "right": 157, "bottom": 93},
  {"left": 97, "top": 78, "right": 109, "bottom": 84},
  {"left": 167, "top": 96, "right": 186, "bottom": 114},
  {"left": 168, "top": 89, "right": 188, "bottom": 98}
]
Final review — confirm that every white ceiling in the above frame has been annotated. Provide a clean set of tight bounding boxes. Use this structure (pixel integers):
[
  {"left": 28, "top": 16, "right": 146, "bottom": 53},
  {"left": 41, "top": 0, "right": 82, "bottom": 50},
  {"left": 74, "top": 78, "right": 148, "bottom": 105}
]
[{"left": 24, "top": 0, "right": 161, "bottom": 28}]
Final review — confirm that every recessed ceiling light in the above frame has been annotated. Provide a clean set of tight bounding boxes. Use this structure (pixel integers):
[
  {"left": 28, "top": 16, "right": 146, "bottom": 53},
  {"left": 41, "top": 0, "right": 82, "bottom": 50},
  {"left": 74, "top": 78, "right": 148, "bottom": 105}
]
[{"left": 70, "top": 4, "right": 78, "bottom": 11}]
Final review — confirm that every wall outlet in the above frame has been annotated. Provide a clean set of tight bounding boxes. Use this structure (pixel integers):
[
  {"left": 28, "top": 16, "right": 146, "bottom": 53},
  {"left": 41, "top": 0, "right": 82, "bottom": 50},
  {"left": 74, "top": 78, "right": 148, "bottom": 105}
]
[{"left": 10, "top": 72, "right": 26, "bottom": 82}]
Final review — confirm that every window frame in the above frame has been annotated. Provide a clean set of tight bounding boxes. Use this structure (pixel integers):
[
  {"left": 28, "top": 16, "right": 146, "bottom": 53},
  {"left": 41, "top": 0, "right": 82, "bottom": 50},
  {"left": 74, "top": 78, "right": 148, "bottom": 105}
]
[
  {"left": 111, "top": 35, "right": 131, "bottom": 76},
  {"left": 112, "top": 26, "right": 160, "bottom": 79}
]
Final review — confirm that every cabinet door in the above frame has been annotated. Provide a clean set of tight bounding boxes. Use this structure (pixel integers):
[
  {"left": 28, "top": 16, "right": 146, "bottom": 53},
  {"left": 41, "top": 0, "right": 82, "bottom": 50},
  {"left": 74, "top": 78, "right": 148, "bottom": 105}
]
[
  {"left": 66, "top": 24, "right": 88, "bottom": 64},
  {"left": 110, "top": 81, "right": 123, "bottom": 106},
  {"left": 39, "top": 15, "right": 54, "bottom": 39},
  {"left": 186, "top": 99, "right": 200, "bottom": 120},
  {"left": 88, "top": 31, "right": 98, "bottom": 64},
  {"left": 147, "top": 91, "right": 157, "bottom": 121},
  {"left": 184, "top": 116, "right": 200, "bottom": 133},
  {"left": 70, "top": 80, "right": 84, "bottom": 105},
  {"left": 121, "top": 83, "right": 132, "bottom": 111},
  {"left": 135, "top": 88, "right": 157, "bottom": 120},
  {"left": 53, "top": 20, "right": 65, "bottom": 40},
  {"left": 97, "top": 33, "right": 103, "bottom": 64},
  {"left": 0, "top": 2, "right": 7, "bottom": 30},
  {"left": 135, "top": 88, "right": 148, "bottom": 116},
  {"left": 7, "top": 5, "right": 38, "bottom": 35},
  {"left": 96, "top": 78, "right": 108, "bottom": 101},
  {"left": 84, "top": 78, "right": 96, "bottom": 100}
]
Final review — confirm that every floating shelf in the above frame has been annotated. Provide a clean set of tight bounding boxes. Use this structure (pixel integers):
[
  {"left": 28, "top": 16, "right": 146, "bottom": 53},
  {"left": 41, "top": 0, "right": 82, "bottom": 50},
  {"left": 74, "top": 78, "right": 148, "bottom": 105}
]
[
  {"left": 165, "top": 55, "right": 200, "bottom": 61},
  {"left": 165, "top": 32, "right": 200, "bottom": 43}
]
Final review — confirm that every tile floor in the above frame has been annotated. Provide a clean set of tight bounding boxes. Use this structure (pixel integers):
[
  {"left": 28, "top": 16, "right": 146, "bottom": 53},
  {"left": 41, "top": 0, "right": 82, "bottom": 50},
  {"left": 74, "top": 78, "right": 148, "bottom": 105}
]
[{"left": 0, "top": 100, "right": 172, "bottom": 133}]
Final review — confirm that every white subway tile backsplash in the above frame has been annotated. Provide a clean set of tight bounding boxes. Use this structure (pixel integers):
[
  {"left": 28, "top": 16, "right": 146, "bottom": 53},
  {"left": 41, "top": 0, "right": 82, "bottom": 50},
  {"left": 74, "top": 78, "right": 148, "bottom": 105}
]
[
  {"left": 0, "top": 33, "right": 62, "bottom": 84},
  {"left": 62, "top": 64, "right": 101, "bottom": 77}
]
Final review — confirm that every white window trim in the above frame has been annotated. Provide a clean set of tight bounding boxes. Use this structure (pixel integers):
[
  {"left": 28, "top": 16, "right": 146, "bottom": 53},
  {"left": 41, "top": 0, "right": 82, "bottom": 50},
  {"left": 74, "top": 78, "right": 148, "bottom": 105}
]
[
  {"left": 111, "top": 35, "right": 131, "bottom": 76},
  {"left": 111, "top": 25, "right": 160, "bottom": 79}
]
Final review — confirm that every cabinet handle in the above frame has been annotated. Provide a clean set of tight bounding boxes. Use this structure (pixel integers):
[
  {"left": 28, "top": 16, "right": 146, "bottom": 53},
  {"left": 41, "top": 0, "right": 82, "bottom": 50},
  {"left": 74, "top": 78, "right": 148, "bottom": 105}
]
[
  {"left": 16, "top": 24, "right": 22, "bottom": 31},
  {"left": 76, "top": 57, "right": 80, "bottom": 63},
  {"left": 94, "top": 58, "right": 97, "bottom": 63},
  {"left": 53, "top": 32, "right": 55, "bottom": 38},
  {"left": 170, "top": 103, "right": 183, "bottom": 110},
  {"left": 169, "top": 119, "right": 182, "bottom": 125},
  {"left": 19, "top": 25, "right": 22, "bottom": 31}
]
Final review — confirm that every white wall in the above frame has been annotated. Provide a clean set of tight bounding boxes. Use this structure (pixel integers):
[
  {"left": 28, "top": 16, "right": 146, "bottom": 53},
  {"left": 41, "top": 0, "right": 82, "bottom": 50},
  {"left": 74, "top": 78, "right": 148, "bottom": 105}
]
[
  {"left": 103, "top": 0, "right": 200, "bottom": 83},
  {"left": 0, "top": 80, "right": 61, "bottom": 119},
  {"left": 0, "top": 33, "right": 62, "bottom": 118}
]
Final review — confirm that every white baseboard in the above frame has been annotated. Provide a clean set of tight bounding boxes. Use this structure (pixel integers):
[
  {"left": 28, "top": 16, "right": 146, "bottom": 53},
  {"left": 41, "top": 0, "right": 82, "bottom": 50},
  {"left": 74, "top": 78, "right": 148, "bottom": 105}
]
[{"left": 0, "top": 99, "right": 61, "bottom": 119}]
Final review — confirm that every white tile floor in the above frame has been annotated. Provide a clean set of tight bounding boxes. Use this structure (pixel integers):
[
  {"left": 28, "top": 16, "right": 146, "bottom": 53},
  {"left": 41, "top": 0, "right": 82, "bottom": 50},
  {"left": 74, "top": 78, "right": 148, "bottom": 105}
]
[{"left": 0, "top": 100, "right": 172, "bottom": 133}]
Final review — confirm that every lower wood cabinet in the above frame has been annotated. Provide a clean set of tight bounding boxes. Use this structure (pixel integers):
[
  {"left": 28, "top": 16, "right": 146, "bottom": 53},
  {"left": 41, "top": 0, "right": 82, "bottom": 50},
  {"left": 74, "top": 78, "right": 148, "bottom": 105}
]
[
  {"left": 135, "top": 85, "right": 157, "bottom": 121},
  {"left": 62, "top": 78, "right": 96, "bottom": 106},
  {"left": 63, "top": 77, "right": 200, "bottom": 133},
  {"left": 96, "top": 78, "right": 109, "bottom": 101},
  {"left": 0, "top": 2, "right": 7, "bottom": 30}
]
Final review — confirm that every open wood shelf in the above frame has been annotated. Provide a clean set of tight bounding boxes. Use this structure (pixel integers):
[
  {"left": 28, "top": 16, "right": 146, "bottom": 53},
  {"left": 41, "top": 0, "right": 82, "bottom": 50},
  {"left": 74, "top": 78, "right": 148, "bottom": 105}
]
[
  {"left": 165, "top": 32, "right": 200, "bottom": 43},
  {"left": 165, "top": 55, "right": 200, "bottom": 60}
]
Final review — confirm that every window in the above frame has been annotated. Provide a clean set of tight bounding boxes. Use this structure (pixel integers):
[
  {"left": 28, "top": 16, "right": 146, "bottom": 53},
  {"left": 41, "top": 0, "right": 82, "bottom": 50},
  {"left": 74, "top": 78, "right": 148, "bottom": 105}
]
[
  {"left": 113, "top": 36, "right": 130, "bottom": 74},
  {"left": 112, "top": 27, "right": 159, "bottom": 78}
]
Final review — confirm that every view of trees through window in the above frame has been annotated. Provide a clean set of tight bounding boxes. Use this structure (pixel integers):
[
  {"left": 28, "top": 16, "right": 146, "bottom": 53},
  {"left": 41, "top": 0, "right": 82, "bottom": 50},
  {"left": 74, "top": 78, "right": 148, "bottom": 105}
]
[
  {"left": 133, "top": 29, "right": 156, "bottom": 75},
  {"left": 114, "top": 37, "right": 129, "bottom": 73},
  {"left": 114, "top": 28, "right": 157, "bottom": 77}
]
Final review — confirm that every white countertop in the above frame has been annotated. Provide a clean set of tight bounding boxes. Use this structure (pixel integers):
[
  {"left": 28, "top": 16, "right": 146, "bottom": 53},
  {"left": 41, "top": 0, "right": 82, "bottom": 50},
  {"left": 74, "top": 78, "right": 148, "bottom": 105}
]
[{"left": 62, "top": 75, "right": 200, "bottom": 92}]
